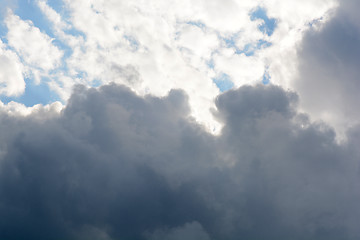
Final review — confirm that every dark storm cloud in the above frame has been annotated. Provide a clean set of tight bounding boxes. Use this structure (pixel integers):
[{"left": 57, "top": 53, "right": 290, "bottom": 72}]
[
  {"left": 0, "top": 83, "right": 360, "bottom": 240},
  {"left": 294, "top": 0, "right": 360, "bottom": 128}
]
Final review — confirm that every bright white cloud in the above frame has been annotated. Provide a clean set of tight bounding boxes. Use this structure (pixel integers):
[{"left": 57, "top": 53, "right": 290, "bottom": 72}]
[
  {"left": 263, "top": 0, "right": 338, "bottom": 27},
  {"left": 0, "top": 0, "right": 340, "bottom": 133},
  {"left": 0, "top": 39, "right": 25, "bottom": 96},
  {"left": 0, "top": 99, "right": 63, "bottom": 117},
  {"left": 37, "top": 0, "right": 69, "bottom": 32},
  {"left": 5, "top": 10, "right": 63, "bottom": 76},
  {"left": 262, "top": 0, "right": 338, "bottom": 88}
]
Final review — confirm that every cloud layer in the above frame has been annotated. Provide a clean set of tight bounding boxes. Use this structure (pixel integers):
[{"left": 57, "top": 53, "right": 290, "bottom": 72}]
[
  {"left": 0, "top": 83, "right": 359, "bottom": 240},
  {"left": 0, "top": 0, "right": 337, "bottom": 132}
]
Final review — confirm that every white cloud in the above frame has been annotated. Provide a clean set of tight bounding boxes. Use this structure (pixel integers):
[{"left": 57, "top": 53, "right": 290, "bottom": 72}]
[
  {"left": 44, "top": 0, "right": 262, "bottom": 131},
  {"left": 58, "top": 0, "right": 337, "bottom": 132},
  {"left": 214, "top": 52, "right": 265, "bottom": 86},
  {"left": 0, "top": 0, "right": 341, "bottom": 133},
  {"left": 37, "top": 0, "right": 69, "bottom": 32},
  {"left": 5, "top": 10, "right": 63, "bottom": 75},
  {"left": 0, "top": 39, "right": 25, "bottom": 96},
  {"left": 0, "top": 98, "right": 63, "bottom": 117},
  {"left": 263, "top": 0, "right": 338, "bottom": 27}
]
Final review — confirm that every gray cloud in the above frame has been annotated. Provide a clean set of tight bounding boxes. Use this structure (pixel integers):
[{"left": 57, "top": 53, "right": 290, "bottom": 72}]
[
  {"left": 294, "top": 0, "right": 360, "bottom": 134},
  {"left": 146, "top": 221, "right": 211, "bottom": 240},
  {"left": 111, "top": 64, "right": 142, "bottom": 87},
  {"left": 0, "top": 83, "right": 360, "bottom": 239}
]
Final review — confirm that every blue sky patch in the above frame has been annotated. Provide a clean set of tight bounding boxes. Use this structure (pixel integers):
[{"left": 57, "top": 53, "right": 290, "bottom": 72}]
[
  {"left": 124, "top": 35, "right": 140, "bottom": 51},
  {"left": 222, "top": 33, "right": 272, "bottom": 56},
  {"left": 262, "top": 68, "right": 271, "bottom": 85},
  {"left": 91, "top": 79, "right": 103, "bottom": 88},
  {"left": 46, "top": 0, "right": 64, "bottom": 13},
  {"left": 206, "top": 59, "right": 215, "bottom": 69},
  {"left": 213, "top": 73, "right": 234, "bottom": 92},
  {"left": 0, "top": 79, "right": 61, "bottom": 107},
  {"left": 241, "top": 40, "right": 272, "bottom": 56},
  {"left": 250, "top": 7, "right": 277, "bottom": 36},
  {"left": 0, "top": 25, "right": 6, "bottom": 42},
  {"left": 186, "top": 21, "right": 206, "bottom": 30},
  {"left": 13, "top": 0, "right": 55, "bottom": 38},
  {"left": 223, "top": 33, "right": 240, "bottom": 49}
]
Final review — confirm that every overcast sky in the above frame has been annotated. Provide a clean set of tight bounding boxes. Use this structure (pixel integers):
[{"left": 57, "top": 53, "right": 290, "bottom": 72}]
[{"left": 1, "top": 0, "right": 360, "bottom": 239}]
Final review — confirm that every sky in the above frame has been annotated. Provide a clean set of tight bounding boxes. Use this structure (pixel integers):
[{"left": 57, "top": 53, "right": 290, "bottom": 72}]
[{"left": 1, "top": 0, "right": 360, "bottom": 239}]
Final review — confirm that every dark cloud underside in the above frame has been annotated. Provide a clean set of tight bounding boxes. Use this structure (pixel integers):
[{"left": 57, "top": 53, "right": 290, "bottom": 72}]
[{"left": 0, "top": 83, "right": 360, "bottom": 240}]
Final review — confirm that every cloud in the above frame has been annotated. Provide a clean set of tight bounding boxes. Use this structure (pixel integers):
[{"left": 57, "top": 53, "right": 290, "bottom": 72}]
[
  {"left": 146, "top": 222, "right": 211, "bottom": 240},
  {"left": 0, "top": 83, "right": 359, "bottom": 239},
  {"left": 0, "top": 39, "right": 25, "bottom": 96},
  {"left": 1, "top": 1, "right": 358, "bottom": 239},
  {"left": 5, "top": 10, "right": 63, "bottom": 81},
  {"left": 293, "top": 0, "right": 360, "bottom": 139},
  {"left": 0, "top": 0, "right": 339, "bottom": 134}
]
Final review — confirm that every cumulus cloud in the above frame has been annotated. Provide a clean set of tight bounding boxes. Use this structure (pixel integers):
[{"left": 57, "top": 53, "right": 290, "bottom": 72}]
[
  {"left": 0, "top": 0, "right": 337, "bottom": 130},
  {"left": 293, "top": 0, "right": 360, "bottom": 139},
  {"left": 1, "top": 1, "right": 359, "bottom": 239},
  {"left": 0, "top": 83, "right": 359, "bottom": 240}
]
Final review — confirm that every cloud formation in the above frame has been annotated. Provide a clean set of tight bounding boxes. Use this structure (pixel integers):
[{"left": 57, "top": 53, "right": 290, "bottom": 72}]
[
  {"left": 0, "top": 83, "right": 359, "bottom": 240},
  {"left": 294, "top": 0, "right": 360, "bottom": 138},
  {"left": 0, "top": 0, "right": 337, "bottom": 132},
  {"left": 1, "top": 1, "right": 360, "bottom": 239}
]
